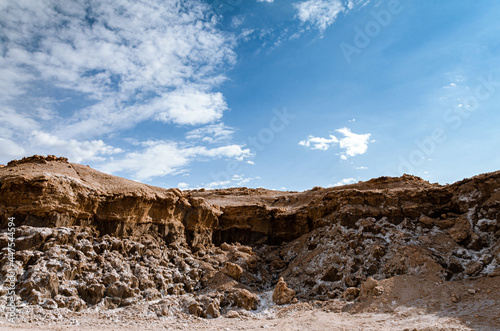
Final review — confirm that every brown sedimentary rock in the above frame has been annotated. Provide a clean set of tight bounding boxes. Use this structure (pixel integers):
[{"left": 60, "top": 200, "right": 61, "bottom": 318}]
[
  {"left": 272, "top": 277, "right": 295, "bottom": 305},
  {"left": 1, "top": 155, "right": 500, "bottom": 317},
  {"left": 222, "top": 262, "right": 243, "bottom": 281},
  {"left": 0, "top": 155, "right": 220, "bottom": 247}
]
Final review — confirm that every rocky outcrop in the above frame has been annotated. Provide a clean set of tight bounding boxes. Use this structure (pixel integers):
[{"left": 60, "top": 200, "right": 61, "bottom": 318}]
[
  {"left": 272, "top": 277, "right": 295, "bottom": 305},
  {"left": 1, "top": 155, "right": 500, "bottom": 318},
  {"left": 0, "top": 155, "right": 220, "bottom": 248}
]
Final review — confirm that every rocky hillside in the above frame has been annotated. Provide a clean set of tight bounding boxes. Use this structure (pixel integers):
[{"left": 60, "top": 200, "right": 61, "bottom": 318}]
[{"left": 0, "top": 155, "right": 499, "bottom": 319}]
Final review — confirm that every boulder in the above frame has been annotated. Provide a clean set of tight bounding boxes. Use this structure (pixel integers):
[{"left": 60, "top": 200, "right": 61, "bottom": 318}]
[
  {"left": 222, "top": 262, "right": 243, "bottom": 281},
  {"left": 272, "top": 277, "right": 295, "bottom": 305}
]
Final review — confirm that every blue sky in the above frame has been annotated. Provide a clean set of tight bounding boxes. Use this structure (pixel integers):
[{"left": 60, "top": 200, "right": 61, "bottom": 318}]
[{"left": 1, "top": 0, "right": 500, "bottom": 191}]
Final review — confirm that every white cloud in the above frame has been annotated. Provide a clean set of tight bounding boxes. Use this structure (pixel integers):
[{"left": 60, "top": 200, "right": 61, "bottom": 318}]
[
  {"left": 100, "top": 141, "right": 251, "bottom": 181},
  {"left": 299, "top": 127, "right": 372, "bottom": 159},
  {"left": 355, "top": 166, "right": 368, "bottom": 170},
  {"left": 174, "top": 173, "right": 261, "bottom": 191},
  {"left": 206, "top": 180, "right": 232, "bottom": 188},
  {"left": 177, "top": 182, "right": 191, "bottom": 190},
  {"left": 336, "top": 127, "right": 371, "bottom": 157},
  {"left": 0, "top": 0, "right": 247, "bottom": 174},
  {"left": 0, "top": 138, "right": 26, "bottom": 160},
  {"left": 332, "top": 177, "right": 356, "bottom": 187},
  {"left": 196, "top": 145, "right": 252, "bottom": 161},
  {"left": 257, "top": 0, "right": 274, "bottom": 2},
  {"left": 0, "top": 108, "right": 38, "bottom": 130},
  {"left": 206, "top": 174, "right": 260, "bottom": 189},
  {"left": 0, "top": 108, "right": 39, "bottom": 143},
  {"left": 0, "top": 105, "right": 125, "bottom": 164},
  {"left": 293, "top": 0, "right": 369, "bottom": 32},
  {"left": 231, "top": 174, "right": 250, "bottom": 184},
  {"left": 347, "top": 0, "right": 370, "bottom": 10},
  {"left": 299, "top": 135, "right": 338, "bottom": 150},
  {"left": 154, "top": 89, "right": 227, "bottom": 126},
  {"left": 231, "top": 16, "right": 245, "bottom": 28},
  {"left": 30, "top": 131, "right": 122, "bottom": 163},
  {"left": 0, "top": 0, "right": 235, "bottom": 140},
  {"left": 186, "top": 123, "right": 235, "bottom": 143},
  {"left": 294, "top": 0, "right": 345, "bottom": 32}
]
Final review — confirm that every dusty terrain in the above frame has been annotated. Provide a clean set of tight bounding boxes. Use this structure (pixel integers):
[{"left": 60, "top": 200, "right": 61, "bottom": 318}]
[{"left": 0, "top": 155, "right": 499, "bottom": 330}]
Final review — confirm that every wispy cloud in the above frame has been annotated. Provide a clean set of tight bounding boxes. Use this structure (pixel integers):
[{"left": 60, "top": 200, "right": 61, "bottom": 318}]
[
  {"left": 299, "top": 135, "right": 338, "bottom": 150},
  {"left": 206, "top": 174, "right": 261, "bottom": 189},
  {"left": 294, "top": 0, "right": 369, "bottom": 32},
  {"left": 332, "top": 177, "right": 356, "bottom": 186},
  {"left": 294, "top": 0, "right": 344, "bottom": 32},
  {"left": 178, "top": 173, "right": 261, "bottom": 190},
  {"left": 100, "top": 141, "right": 252, "bottom": 181},
  {"left": 0, "top": 2, "right": 233, "bottom": 136},
  {"left": 299, "top": 127, "right": 372, "bottom": 159},
  {"left": 0, "top": 0, "right": 242, "bottom": 180},
  {"left": 29, "top": 131, "right": 122, "bottom": 163},
  {"left": 186, "top": 123, "right": 235, "bottom": 143},
  {"left": 0, "top": 138, "right": 25, "bottom": 160}
]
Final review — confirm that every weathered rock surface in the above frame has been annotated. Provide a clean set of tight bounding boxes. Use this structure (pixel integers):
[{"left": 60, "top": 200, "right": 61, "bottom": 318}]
[
  {"left": 222, "top": 262, "right": 243, "bottom": 281},
  {"left": 0, "top": 155, "right": 221, "bottom": 248},
  {"left": 272, "top": 277, "right": 295, "bottom": 305},
  {"left": 1, "top": 155, "right": 500, "bottom": 318}
]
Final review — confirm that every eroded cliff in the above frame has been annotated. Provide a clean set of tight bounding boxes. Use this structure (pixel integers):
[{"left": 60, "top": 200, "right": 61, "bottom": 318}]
[{"left": 0, "top": 155, "right": 499, "bottom": 319}]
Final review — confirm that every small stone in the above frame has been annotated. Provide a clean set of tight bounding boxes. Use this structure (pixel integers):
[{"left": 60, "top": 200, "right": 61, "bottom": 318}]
[
  {"left": 360, "top": 277, "right": 383, "bottom": 296},
  {"left": 373, "top": 285, "right": 384, "bottom": 296},
  {"left": 237, "top": 246, "right": 252, "bottom": 254},
  {"left": 451, "top": 293, "right": 460, "bottom": 303},
  {"left": 188, "top": 302, "right": 204, "bottom": 317},
  {"left": 361, "top": 277, "right": 378, "bottom": 291},
  {"left": 467, "top": 289, "right": 476, "bottom": 295},
  {"left": 343, "top": 287, "right": 360, "bottom": 301},
  {"left": 220, "top": 243, "right": 231, "bottom": 251},
  {"left": 41, "top": 298, "right": 58, "bottom": 310},
  {"left": 225, "top": 310, "right": 239, "bottom": 318},
  {"left": 465, "top": 261, "right": 483, "bottom": 276},
  {"left": 226, "top": 289, "right": 259, "bottom": 310},
  {"left": 207, "top": 301, "right": 221, "bottom": 318}
]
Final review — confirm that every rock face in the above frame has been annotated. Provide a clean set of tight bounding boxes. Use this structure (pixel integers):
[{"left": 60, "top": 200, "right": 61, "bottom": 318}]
[
  {"left": 0, "top": 155, "right": 221, "bottom": 248},
  {"left": 1, "top": 155, "right": 500, "bottom": 316}
]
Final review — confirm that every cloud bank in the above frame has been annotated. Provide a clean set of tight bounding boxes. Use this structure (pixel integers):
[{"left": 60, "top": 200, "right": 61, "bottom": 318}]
[{"left": 0, "top": 0, "right": 247, "bottom": 180}]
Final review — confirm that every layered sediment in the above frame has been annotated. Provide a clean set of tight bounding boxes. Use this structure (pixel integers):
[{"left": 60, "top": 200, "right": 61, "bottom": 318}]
[{"left": 0, "top": 155, "right": 499, "bottom": 319}]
